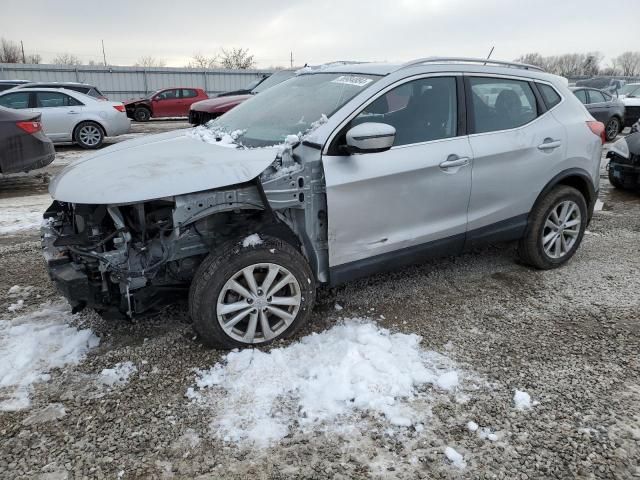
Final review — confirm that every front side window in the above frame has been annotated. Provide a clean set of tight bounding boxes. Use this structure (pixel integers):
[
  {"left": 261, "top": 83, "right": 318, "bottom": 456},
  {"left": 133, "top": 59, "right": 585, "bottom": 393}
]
[
  {"left": 588, "top": 90, "right": 606, "bottom": 104},
  {"left": 36, "top": 92, "right": 81, "bottom": 108},
  {"left": 352, "top": 76, "right": 458, "bottom": 146},
  {"left": 470, "top": 77, "right": 538, "bottom": 133},
  {"left": 211, "top": 72, "right": 381, "bottom": 147},
  {"left": 0, "top": 92, "right": 30, "bottom": 109},
  {"left": 573, "top": 89, "right": 588, "bottom": 104},
  {"left": 156, "top": 89, "right": 177, "bottom": 100}
]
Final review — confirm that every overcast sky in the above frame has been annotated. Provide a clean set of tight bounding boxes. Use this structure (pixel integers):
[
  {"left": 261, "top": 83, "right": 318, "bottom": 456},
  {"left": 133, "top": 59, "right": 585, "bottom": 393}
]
[{"left": 1, "top": 0, "right": 636, "bottom": 68}]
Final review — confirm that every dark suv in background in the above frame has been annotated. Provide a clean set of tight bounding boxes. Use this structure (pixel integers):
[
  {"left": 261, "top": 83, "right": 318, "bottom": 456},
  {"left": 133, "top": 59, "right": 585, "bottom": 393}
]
[
  {"left": 15, "top": 82, "right": 108, "bottom": 100},
  {"left": 0, "top": 80, "right": 30, "bottom": 92}
]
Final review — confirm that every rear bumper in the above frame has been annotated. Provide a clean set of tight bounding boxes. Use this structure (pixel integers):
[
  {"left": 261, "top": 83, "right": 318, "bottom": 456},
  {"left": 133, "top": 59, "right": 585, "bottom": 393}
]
[
  {"left": 105, "top": 115, "right": 131, "bottom": 137},
  {"left": 0, "top": 133, "right": 55, "bottom": 174},
  {"left": 609, "top": 161, "right": 640, "bottom": 188}
]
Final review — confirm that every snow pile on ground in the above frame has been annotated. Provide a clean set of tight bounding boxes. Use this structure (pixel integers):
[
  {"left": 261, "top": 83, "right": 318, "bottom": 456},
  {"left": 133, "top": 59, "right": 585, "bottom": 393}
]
[
  {"left": 241, "top": 233, "right": 263, "bottom": 248},
  {"left": 444, "top": 446, "right": 466, "bottom": 469},
  {"left": 187, "top": 126, "right": 246, "bottom": 148},
  {"left": 7, "top": 285, "right": 34, "bottom": 312},
  {"left": 0, "top": 194, "right": 51, "bottom": 235},
  {"left": 99, "top": 361, "right": 137, "bottom": 387},
  {"left": 187, "top": 319, "right": 461, "bottom": 447},
  {"left": 514, "top": 389, "right": 533, "bottom": 410},
  {"left": 0, "top": 304, "right": 99, "bottom": 411}
]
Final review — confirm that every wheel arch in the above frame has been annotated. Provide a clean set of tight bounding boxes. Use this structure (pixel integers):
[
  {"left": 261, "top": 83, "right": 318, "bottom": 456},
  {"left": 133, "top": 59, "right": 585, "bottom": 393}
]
[{"left": 533, "top": 168, "right": 596, "bottom": 220}]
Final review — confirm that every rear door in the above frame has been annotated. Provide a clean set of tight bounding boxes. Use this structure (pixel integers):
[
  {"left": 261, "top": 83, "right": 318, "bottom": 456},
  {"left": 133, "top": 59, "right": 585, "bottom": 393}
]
[
  {"left": 323, "top": 75, "right": 473, "bottom": 279},
  {"left": 465, "top": 75, "right": 566, "bottom": 240},
  {"left": 586, "top": 89, "right": 609, "bottom": 122},
  {"left": 34, "top": 91, "right": 84, "bottom": 141}
]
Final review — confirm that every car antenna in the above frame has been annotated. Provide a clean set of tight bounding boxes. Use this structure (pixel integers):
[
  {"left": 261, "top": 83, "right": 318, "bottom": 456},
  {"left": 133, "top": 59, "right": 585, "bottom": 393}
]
[{"left": 484, "top": 46, "right": 495, "bottom": 65}]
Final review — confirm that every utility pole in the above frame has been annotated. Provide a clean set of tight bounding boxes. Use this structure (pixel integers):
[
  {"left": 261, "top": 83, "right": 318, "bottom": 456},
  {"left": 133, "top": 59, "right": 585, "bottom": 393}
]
[
  {"left": 101, "top": 40, "right": 107, "bottom": 66},
  {"left": 290, "top": 51, "right": 293, "bottom": 68},
  {"left": 20, "top": 41, "right": 26, "bottom": 63}
]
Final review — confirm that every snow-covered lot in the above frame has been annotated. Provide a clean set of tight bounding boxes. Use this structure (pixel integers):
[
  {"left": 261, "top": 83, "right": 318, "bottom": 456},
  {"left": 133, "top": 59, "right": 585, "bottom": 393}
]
[{"left": 0, "top": 124, "right": 638, "bottom": 479}]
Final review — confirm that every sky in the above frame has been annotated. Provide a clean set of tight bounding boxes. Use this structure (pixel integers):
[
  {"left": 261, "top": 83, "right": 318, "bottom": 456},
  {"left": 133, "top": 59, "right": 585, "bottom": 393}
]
[{"left": 0, "top": 0, "right": 636, "bottom": 69}]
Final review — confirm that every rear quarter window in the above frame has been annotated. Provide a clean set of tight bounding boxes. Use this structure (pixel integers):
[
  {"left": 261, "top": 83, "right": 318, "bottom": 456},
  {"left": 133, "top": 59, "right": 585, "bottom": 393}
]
[{"left": 537, "top": 83, "right": 562, "bottom": 109}]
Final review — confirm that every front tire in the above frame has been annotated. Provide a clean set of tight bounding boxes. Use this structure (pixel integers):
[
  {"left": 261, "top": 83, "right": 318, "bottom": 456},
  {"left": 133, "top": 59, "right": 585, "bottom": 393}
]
[
  {"left": 608, "top": 167, "right": 626, "bottom": 190},
  {"left": 189, "top": 236, "right": 316, "bottom": 349},
  {"left": 518, "top": 185, "right": 588, "bottom": 269},
  {"left": 134, "top": 107, "right": 151, "bottom": 122},
  {"left": 74, "top": 121, "right": 104, "bottom": 149}
]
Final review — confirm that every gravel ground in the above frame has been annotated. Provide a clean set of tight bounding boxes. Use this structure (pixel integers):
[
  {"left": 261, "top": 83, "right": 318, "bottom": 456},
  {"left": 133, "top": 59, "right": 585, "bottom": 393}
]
[{"left": 0, "top": 128, "right": 638, "bottom": 479}]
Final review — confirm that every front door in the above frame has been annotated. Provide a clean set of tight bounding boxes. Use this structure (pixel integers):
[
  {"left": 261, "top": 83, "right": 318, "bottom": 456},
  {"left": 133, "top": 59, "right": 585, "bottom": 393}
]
[
  {"left": 322, "top": 75, "right": 472, "bottom": 282},
  {"left": 152, "top": 89, "right": 181, "bottom": 117}
]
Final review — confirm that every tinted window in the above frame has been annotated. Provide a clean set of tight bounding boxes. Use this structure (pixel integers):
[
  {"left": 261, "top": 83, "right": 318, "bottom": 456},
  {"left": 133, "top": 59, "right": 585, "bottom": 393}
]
[
  {"left": 574, "top": 89, "right": 588, "bottom": 104},
  {"left": 0, "top": 92, "right": 30, "bottom": 109},
  {"left": 156, "top": 89, "right": 178, "bottom": 100},
  {"left": 36, "top": 91, "right": 81, "bottom": 108},
  {"left": 538, "top": 83, "right": 561, "bottom": 108},
  {"left": 588, "top": 90, "right": 606, "bottom": 103},
  {"left": 353, "top": 76, "right": 458, "bottom": 146},
  {"left": 469, "top": 77, "right": 537, "bottom": 133},
  {"left": 181, "top": 89, "right": 198, "bottom": 98}
]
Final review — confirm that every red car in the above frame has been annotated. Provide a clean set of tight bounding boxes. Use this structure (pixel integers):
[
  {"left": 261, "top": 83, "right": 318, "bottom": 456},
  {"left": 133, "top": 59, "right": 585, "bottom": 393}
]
[
  {"left": 124, "top": 88, "right": 208, "bottom": 121},
  {"left": 189, "top": 70, "right": 295, "bottom": 125}
]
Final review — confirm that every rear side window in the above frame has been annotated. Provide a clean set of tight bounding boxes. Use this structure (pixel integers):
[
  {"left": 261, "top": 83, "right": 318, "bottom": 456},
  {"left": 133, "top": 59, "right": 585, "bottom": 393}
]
[
  {"left": 36, "top": 91, "right": 83, "bottom": 108},
  {"left": 181, "top": 89, "right": 198, "bottom": 98},
  {"left": 537, "top": 83, "right": 562, "bottom": 108},
  {"left": 574, "top": 89, "right": 588, "bottom": 104},
  {"left": 469, "top": 77, "right": 537, "bottom": 134},
  {"left": 0, "top": 92, "right": 30, "bottom": 109},
  {"left": 588, "top": 90, "right": 606, "bottom": 104}
]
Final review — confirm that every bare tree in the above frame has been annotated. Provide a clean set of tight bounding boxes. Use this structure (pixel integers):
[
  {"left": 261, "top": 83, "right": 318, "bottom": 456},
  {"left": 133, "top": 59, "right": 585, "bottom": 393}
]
[
  {"left": 52, "top": 53, "right": 81, "bottom": 65},
  {"left": 219, "top": 47, "right": 255, "bottom": 69},
  {"left": 515, "top": 53, "right": 548, "bottom": 70},
  {"left": 583, "top": 52, "right": 603, "bottom": 76},
  {"left": 25, "top": 53, "right": 42, "bottom": 64},
  {"left": 135, "top": 55, "right": 166, "bottom": 67},
  {"left": 0, "top": 38, "right": 23, "bottom": 63},
  {"left": 187, "top": 53, "right": 218, "bottom": 69},
  {"left": 612, "top": 52, "right": 640, "bottom": 76}
]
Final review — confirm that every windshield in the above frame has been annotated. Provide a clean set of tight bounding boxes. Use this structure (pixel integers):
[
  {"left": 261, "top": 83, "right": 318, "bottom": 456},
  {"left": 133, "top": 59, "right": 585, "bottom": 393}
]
[
  {"left": 619, "top": 84, "right": 640, "bottom": 96},
  {"left": 146, "top": 89, "right": 162, "bottom": 99},
  {"left": 209, "top": 72, "right": 381, "bottom": 147},
  {"left": 252, "top": 70, "right": 296, "bottom": 94}
]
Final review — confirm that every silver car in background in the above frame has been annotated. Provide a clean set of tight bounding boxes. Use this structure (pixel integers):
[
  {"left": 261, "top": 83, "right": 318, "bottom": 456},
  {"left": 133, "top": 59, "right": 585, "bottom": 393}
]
[
  {"left": 0, "top": 87, "right": 129, "bottom": 148},
  {"left": 42, "top": 58, "right": 604, "bottom": 348}
]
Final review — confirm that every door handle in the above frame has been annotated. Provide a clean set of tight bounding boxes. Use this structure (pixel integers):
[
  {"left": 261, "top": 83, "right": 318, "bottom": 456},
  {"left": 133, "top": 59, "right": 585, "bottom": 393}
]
[
  {"left": 440, "top": 155, "right": 470, "bottom": 169},
  {"left": 68, "top": 110, "right": 79, "bottom": 114},
  {"left": 538, "top": 139, "right": 561, "bottom": 150}
]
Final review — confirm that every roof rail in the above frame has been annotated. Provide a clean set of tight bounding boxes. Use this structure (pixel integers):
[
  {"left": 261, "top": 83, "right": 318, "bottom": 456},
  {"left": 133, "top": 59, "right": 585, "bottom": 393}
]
[{"left": 397, "top": 57, "right": 544, "bottom": 72}]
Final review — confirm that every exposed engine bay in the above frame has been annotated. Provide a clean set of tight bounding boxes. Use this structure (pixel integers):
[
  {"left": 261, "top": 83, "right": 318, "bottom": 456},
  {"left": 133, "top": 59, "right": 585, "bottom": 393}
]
[{"left": 41, "top": 144, "right": 328, "bottom": 317}]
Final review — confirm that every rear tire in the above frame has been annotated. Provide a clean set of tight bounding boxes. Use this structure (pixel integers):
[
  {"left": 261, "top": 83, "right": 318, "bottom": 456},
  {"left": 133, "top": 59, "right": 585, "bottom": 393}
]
[
  {"left": 189, "top": 235, "right": 316, "bottom": 349},
  {"left": 518, "top": 185, "right": 587, "bottom": 269},
  {"left": 74, "top": 121, "right": 104, "bottom": 149},
  {"left": 134, "top": 107, "right": 151, "bottom": 122},
  {"left": 605, "top": 117, "right": 621, "bottom": 142}
]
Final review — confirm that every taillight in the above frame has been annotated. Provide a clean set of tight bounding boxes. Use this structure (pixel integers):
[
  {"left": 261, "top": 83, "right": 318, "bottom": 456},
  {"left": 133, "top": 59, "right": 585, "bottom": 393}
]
[
  {"left": 586, "top": 121, "right": 606, "bottom": 144},
  {"left": 113, "top": 104, "right": 125, "bottom": 112},
  {"left": 16, "top": 121, "right": 42, "bottom": 135}
]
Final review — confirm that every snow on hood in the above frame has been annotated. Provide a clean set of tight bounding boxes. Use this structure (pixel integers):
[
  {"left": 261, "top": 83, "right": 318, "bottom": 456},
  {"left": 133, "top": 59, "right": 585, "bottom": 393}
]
[{"left": 49, "top": 129, "right": 279, "bottom": 205}]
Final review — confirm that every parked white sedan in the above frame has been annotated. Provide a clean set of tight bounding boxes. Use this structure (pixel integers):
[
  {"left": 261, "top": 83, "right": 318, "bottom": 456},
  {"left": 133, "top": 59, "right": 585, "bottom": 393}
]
[{"left": 0, "top": 88, "right": 130, "bottom": 149}]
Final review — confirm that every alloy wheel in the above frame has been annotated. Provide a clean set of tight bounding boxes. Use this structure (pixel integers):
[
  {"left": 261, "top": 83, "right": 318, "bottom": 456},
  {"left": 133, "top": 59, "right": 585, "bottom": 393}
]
[
  {"left": 216, "top": 263, "right": 302, "bottom": 344},
  {"left": 541, "top": 200, "right": 582, "bottom": 259},
  {"left": 78, "top": 125, "right": 102, "bottom": 147}
]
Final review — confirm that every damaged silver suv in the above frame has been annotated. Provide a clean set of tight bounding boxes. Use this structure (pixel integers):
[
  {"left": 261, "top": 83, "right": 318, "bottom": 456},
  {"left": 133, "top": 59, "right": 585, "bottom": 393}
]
[{"left": 43, "top": 58, "right": 604, "bottom": 348}]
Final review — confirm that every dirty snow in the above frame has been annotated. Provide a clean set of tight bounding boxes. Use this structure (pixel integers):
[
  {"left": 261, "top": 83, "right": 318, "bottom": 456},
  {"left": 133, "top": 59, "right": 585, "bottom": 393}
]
[
  {"left": 187, "top": 126, "right": 246, "bottom": 148},
  {"left": 444, "top": 446, "right": 466, "bottom": 469},
  {"left": 7, "top": 300, "right": 24, "bottom": 312},
  {"left": 0, "top": 304, "right": 99, "bottom": 411},
  {"left": 99, "top": 361, "right": 137, "bottom": 387},
  {"left": 467, "top": 420, "right": 479, "bottom": 432},
  {"left": 241, "top": 233, "right": 263, "bottom": 248},
  {"left": 187, "top": 319, "right": 463, "bottom": 447},
  {"left": 334, "top": 303, "right": 344, "bottom": 311},
  {"left": 514, "top": 389, "right": 533, "bottom": 410},
  {"left": 0, "top": 193, "right": 51, "bottom": 235}
]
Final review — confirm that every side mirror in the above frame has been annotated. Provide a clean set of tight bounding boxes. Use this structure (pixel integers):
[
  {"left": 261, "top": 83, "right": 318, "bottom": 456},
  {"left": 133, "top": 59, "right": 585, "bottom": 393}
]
[{"left": 345, "top": 122, "right": 396, "bottom": 154}]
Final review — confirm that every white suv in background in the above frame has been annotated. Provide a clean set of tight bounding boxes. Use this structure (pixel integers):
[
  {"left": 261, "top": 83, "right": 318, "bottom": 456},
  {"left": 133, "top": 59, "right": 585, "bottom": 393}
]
[
  {"left": 0, "top": 87, "right": 129, "bottom": 148},
  {"left": 43, "top": 58, "right": 604, "bottom": 348}
]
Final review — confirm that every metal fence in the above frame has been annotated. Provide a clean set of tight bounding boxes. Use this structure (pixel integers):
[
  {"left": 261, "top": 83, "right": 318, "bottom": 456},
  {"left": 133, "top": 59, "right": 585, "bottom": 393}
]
[{"left": 0, "top": 63, "right": 274, "bottom": 101}]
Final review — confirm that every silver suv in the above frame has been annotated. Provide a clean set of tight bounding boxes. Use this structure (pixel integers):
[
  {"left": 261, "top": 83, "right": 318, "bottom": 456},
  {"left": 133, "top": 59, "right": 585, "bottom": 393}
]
[{"left": 43, "top": 58, "right": 604, "bottom": 348}]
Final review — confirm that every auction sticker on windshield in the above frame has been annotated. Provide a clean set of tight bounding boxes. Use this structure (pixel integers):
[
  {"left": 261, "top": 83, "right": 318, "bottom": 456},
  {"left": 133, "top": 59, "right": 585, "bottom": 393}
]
[{"left": 330, "top": 75, "right": 374, "bottom": 87}]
